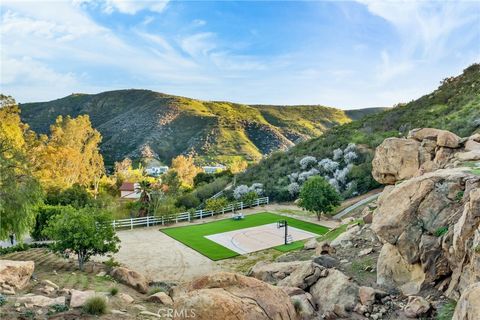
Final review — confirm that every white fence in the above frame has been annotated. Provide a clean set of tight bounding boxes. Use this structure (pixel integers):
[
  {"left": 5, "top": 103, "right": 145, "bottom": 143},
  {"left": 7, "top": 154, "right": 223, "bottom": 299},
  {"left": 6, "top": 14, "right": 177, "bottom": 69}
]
[{"left": 112, "top": 197, "right": 269, "bottom": 229}]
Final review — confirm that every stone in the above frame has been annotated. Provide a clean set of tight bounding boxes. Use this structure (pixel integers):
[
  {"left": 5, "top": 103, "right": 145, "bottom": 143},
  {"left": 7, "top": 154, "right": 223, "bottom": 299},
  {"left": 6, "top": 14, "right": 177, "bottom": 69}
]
[
  {"left": 404, "top": 296, "right": 430, "bottom": 318},
  {"left": 118, "top": 292, "right": 134, "bottom": 304},
  {"left": 363, "top": 212, "right": 373, "bottom": 224},
  {"left": 291, "top": 292, "right": 316, "bottom": 318},
  {"left": 0, "top": 260, "right": 34, "bottom": 290},
  {"left": 358, "top": 286, "right": 376, "bottom": 306},
  {"left": 437, "top": 130, "right": 461, "bottom": 148},
  {"left": 315, "top": 241, "right": 336, "bottom": 255},
  {"left": 248, "top": 260, "right": 307, "bottom": 284},
  {"left": 303, "top": 238, "right": 318, "bottom": 250},
  {"left": 465, "top": 139, "right": 480, "bottom": 151},
  {"left": 111, "top": 267, "right": 149, "bottom": 294},
  {"left": 39, "top": 285, "right": 56, "bottom": 295},
  {"left": 70, "top": 289, "right": 95, "bottom": 308},
  {"left": 372, "top": 137, "right": 421, "bottom": 184},
  {"left": 330, "top": 225, "right": 360, "bottom": 248},
  {"left": 312, "top": 255, "right": 339, "bottom": 269},
  {"left": 96, "top": 271, "right": 107, "bottom": 277},
  {"left": 171, "top": 272, "right": 296, "bottom": 320},
  {"left": 111, "top": 309, "right": 127, "bottom": 315},
  {"left": 455, "top": 150, "right": 480, "bottom": 161},
  {"left": 280, "top": 286, "right": 305, "bottom": 296},
  {"left": 40, "top": 279, "right": 59, "bottom": 290},
  {"left": 16, "top": 295, "right": 65, "bottom": 307},
  {"left": 277, "top": 261, "right": 324, "bottom": 290},
  {"left": 310, "top": 269, "right": 359, "bottom": 315},
  {"left": 358, "top": 247, "right": 373, "bottom": 257},
  {"left": 376, "top": 243, "right": 426, "bottom": 295},
  {"left": 452, "top": 282, "right": 480, "bottom": 320},
  {"left": 139, "top": 311, "right": 161, "bottom": 318},
  {"left": 147, "top": 292, "right": 173, "bottom": 305},
  {"left": 408, "top": 128, "right": 444, "bottom": 141}
]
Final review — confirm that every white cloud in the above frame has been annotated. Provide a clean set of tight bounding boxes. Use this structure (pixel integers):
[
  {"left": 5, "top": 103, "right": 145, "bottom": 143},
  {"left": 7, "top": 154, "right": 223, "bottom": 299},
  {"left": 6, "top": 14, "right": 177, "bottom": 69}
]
[
  {"left": 179, "top": 32, "right": 217, "bottom": 58},
  {"left": 102, "top": 0, "right": 169, "bottom": 14}
]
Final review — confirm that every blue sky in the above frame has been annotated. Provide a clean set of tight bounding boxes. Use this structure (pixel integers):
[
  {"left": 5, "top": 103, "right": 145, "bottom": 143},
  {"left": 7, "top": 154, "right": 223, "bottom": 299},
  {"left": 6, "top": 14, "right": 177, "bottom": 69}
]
[{"left": 1, "top": 0, "right": 479, "bottom": 108}]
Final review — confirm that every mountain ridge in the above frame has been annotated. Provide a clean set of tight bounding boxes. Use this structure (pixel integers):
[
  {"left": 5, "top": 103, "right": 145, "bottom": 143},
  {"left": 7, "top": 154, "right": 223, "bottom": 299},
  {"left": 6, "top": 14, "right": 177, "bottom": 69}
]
[{"left": 19, "top": 89, "right": 385, "bottom": 165}]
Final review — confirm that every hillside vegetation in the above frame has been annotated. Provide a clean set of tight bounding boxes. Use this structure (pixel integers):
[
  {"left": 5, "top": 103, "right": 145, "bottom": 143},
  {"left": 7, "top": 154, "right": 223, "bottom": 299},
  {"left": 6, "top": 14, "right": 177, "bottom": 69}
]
[
  {"left": 238, "top": 64, "right": 480, "bottom": 201},
  {"left": 20, "top": 91, "right": 383, "bottom": 166}
]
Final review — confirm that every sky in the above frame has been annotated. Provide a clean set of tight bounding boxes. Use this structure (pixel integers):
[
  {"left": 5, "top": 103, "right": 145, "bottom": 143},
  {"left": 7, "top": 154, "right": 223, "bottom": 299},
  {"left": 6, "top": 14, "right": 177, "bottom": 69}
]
[{"left": 1, "top": 0, "right": 479, "bottom": 109}]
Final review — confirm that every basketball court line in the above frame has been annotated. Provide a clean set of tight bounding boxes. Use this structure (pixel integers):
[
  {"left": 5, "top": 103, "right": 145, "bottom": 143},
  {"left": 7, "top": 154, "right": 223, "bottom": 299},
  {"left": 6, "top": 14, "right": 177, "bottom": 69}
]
[{"left": 205, "top": 223, "right": 317, "bottom": 254}]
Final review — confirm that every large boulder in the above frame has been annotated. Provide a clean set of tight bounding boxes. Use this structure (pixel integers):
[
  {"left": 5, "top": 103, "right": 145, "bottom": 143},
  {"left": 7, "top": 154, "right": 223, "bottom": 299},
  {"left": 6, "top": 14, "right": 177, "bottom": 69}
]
[
  {"left": 408, "top": 128, "right": 461, "bottom": 148},
  {"left": 0, "top": 260, "right": 34, "bottom": 290},
  {"left": 148, "top": 292, "right": 173, "bottom": 305},
  {"left": 376, "top": 243, "right": 425, "bottom": 295},
  {"left": 372, "top": 138, "right": 421, "bottom": 184},
  {"left": 452, "top": 282, "right": 480, "bottom": 320},
  {"left": 330, "top": 225, "right": 360, "bottom": 248},
  {"left": 248, "top": 260, "right": 307, "bottom": 284},
  {"left": 404, "top": 296, "right": 430, "bottom": 318},
  {"left": 111, "top": 267, "right": 149, "bottom": 294},
  {"left": 309, "top": 269, "right": 359, "bottom": 316},
  {"left": 277, "top": 261, "right": 325, "bottom": 290},
  {"left": 171, "top": 272, "right": 296, "bottom": 320}
]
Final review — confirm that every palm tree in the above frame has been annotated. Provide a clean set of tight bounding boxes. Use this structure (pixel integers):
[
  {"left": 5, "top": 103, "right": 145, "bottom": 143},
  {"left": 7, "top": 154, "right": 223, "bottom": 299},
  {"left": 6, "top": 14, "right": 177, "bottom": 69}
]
[{"left": 135, "top": 180, "right": 152, "bottom": 217}]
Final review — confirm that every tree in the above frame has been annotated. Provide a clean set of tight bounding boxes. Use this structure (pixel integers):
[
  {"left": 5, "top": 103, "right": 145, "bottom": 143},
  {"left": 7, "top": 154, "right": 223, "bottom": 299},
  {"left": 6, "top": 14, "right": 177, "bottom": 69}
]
[
  {"left": 298, "top": 176, "right": 341, "bottom": 220},
  {"left": 170, "top": 154, "right": 202, "bottom": 187},
  {"left": 31, "top": 115, "right": 105, "bottom": 190},
  {"left": 0, "top": 97, "right": 42, "bottom": 240},
  {"left": 205, "top": 197, "right": 229, "bottom": 214},
  {"left": 161, "top": 170, "right": 181, "bottom": 195},
  {"left": 43, "top": 207, "right": 120, "bottom": 271},
  {"left": 135, "top": 180, "right": 152, "bottom": 217}
]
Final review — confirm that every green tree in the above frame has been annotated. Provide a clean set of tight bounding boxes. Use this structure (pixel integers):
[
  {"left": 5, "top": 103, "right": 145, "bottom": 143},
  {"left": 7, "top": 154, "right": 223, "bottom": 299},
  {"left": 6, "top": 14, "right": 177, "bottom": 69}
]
[
  {"left": 32, "top": 115, "right": 105, "bottom": 190},
  {"left": 241, "top": 191, "right": 258, "bottom": 205},
  {"left": 135, "top": 180, "right": 151, "bottom": 217},
  {"left": 0, "top": 96, "right": 42, "bottom": 240},
  {"left": 205, "top": 197, "right": 229, "bottom": 214},
  {"left": 298, "top": 176, "right": 341, "bottom": 220},
  {"left": 43, "top": 208, "right": 120, "bottom": 271}
]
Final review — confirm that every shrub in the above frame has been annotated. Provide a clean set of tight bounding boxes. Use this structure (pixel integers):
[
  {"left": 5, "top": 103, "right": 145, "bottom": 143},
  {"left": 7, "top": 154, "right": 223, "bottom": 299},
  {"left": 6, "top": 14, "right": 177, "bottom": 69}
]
[
  {"left": 109, "top": 287, "right": 119, "bottom": 296},
  {"left": 31, "top": 205, "right": 71, "bottom": 241},
  {"left": 175, "top": 193, "right": 200, "bottom": 209},
  {"left": 292, "top": 298, "right": 303, "bottom": 314},
  {"left": 435, "top": 226, "right": 449, "bottom": 237},
  {"left": 205, "top": 197, "right": 229, "bottom": 213},
  {"left": 436, "top": 300, "right": 456, "bottom": 320},
  {"left": 47, "top": 304, "right": 69, "bottom": 315},
  {"left": 103, "top": 257, "right": 121, "bottom": 269},
  {"left": 148, "top": 286, "right": 166, "bottom": 295},
  {"left": 0, "top": 243, "right": 49, "bottom": 256},
  {"left": 83, "top": 296, "right": 107, "bottom": 315},
  {"left": 0, "top": 294, "right": 6, "bottom": 306},
  {"left": 455, "top": 191, "right": 464, "bottom": 202}
]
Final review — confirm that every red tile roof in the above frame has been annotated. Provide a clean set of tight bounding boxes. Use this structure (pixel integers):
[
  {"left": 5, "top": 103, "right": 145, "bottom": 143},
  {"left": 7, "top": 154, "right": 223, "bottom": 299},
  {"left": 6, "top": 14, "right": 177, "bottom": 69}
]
[{"left": 119, "top": 182, "right": 136, "bottom": 191}]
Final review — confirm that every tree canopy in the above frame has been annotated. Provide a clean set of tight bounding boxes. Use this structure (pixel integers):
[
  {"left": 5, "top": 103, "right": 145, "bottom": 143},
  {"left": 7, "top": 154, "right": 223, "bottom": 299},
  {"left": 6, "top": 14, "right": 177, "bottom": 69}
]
[
  {"left": 44, "top": 207, "right": 120, "bottom": 270},
  {"left": 0, "top": 96, "right": 42, "bottom": 239},
  {"left": 298, "top": 176, "right": 341, "bottom": 220}
]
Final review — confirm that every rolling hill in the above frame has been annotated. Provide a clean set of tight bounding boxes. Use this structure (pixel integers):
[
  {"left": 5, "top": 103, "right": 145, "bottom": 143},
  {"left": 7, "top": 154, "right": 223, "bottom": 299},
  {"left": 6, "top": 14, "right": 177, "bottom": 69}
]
[
  {"left": 238, "top": 63, "right": 480, "bottom": 200},
  {"left": 19, "top": 91, "right": 384, "bottom": 165}
]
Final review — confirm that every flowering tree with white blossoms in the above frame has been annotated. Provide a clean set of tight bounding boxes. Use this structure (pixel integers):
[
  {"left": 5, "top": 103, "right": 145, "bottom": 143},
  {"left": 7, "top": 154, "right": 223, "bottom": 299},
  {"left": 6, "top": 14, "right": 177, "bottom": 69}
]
[
  {"left": 233, "top": 185, "right": 250, "bottom": 200},
  {"left": 332, "top": 148, "right": 343, "bottom": 161},
  {"left": 299, "top": 156, "right": 317, "bottom": 170},
  {"left": 287, "top": 182, "right": 300, "bottom": 196}
]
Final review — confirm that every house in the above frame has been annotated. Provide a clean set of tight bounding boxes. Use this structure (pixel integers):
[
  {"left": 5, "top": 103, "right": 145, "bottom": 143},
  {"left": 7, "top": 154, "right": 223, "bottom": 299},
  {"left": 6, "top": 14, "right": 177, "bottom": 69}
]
[
  {"left": 145, "top": 166, "right": 169, "bottom": 177},
  {"left": 119, "top": 182, "right": 141, "bottom": 199},
  {"left": 203, "top": 165, "right": 227, "bottom": 174}
]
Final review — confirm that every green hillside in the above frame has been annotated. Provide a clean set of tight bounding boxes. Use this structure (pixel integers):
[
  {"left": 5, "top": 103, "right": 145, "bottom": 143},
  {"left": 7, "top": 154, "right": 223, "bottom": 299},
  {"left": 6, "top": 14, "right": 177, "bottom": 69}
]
[
  {"left": 238, "top": 64, "right": 480, "bottom": 201},
  {"left": 19, "top": 91, "right": 383, "bottom": 166}
]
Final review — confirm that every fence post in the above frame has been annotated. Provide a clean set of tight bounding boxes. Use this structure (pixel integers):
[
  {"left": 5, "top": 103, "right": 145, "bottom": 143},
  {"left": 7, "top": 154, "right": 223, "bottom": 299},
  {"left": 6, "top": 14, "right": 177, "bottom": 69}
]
[
  {"left": 240, "top": 202, "right": 243, "bottom": 210},
  {"left": 200, "top": 210, "right": 203, "bottom": 219},
  {"left": 176, "top": 215, "right": 178, "bottom": 223},
  {"left": 267, "top": 197, "right": 269, "bottom": 204},
  {"left": 130, "top": 218, "right": 133, "bottom": 230},
  {"left": 222, "top": 208, "right": 224, "bottom": 215},
  {"left": 147, "top": 216, "right": 150, "bottom": 228},
  {"left": 162, "top": 216, "right": 164, "bottom": 226}
]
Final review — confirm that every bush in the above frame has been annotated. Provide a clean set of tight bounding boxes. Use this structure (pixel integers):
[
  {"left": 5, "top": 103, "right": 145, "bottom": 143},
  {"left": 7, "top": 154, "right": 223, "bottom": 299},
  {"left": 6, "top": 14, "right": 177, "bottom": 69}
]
[
  {"left": 0, "top": 294, "right": 6, "bottom": 306},
  {"left": 193, "top": 172, "right": 214, "bottom": 187},
  {"left": 435, "top": 226, "right": 449, "bottom": 237},
  {"left": 47, "top": 304, "right": 69, "bottom": 315},
  {"left": 0, "top": 243, "right": 49, "bottom": 256},
  {"left": 175, "top": 193, "right": 200, "bottom": 209},
  {"left": 436, "top": 300, "right": 456, "bottom": 320},
  {"left": 103, "top": 257, "right": 121, "bottom": 269},
  {"left": 45, "top": 184, "right": 93, "bottom": 208},
  {"left": 31, "top": 205, "right": 72, "bottom": 241},
  {"left": 109, "top": 287, "right": 119, "bottom": 296},
  {"left": 83, "top": 296, "right": 107, "bottom": 315}
]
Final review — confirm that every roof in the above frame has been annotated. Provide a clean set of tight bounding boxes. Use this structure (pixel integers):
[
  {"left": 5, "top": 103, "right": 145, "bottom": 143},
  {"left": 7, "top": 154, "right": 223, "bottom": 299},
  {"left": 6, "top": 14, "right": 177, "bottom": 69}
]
[{"left": 119, "top": 182, "right": 136, "bottom": 191}]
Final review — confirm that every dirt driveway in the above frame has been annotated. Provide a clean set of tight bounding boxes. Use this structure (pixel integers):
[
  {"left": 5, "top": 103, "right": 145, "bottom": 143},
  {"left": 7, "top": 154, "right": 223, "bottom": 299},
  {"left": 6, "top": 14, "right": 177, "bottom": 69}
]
[{"left": 113, "top": 227, "right": 220, "bottom": 283}]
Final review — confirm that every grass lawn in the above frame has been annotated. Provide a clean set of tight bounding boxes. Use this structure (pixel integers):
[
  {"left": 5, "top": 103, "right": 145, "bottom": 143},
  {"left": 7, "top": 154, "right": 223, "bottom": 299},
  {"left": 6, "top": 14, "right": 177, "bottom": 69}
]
[{"left": 161, "top": 212, "right": 329, "bottom": 260}]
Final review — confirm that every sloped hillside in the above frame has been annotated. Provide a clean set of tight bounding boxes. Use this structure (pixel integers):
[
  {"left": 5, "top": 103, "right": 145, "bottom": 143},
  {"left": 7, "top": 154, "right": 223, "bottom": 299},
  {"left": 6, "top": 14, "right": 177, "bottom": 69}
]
[
  {"left": 238, "top": 63, "right": 480, "bottom": 200},
  {"left": 19, "top": 90, "right": 383, "bottom": 165}
]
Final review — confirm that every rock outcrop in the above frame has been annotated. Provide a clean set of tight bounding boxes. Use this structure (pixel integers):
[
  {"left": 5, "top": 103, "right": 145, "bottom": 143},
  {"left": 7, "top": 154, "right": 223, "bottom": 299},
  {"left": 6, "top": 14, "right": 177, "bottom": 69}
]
[
  {"left": 110, "top": 267, "right": 149, "bottom": 294},
  {"left": 171, "top": 272, "right": 296, "bottom": 320},
  {"left": 452, "top": 282, "right": 480, "bottom": 320},
  {"left": 371, "top": 129, "right": 480, "bottom": 301},
  {"left": 0, "top": 260, "right": 34, "bottom": 291}
]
